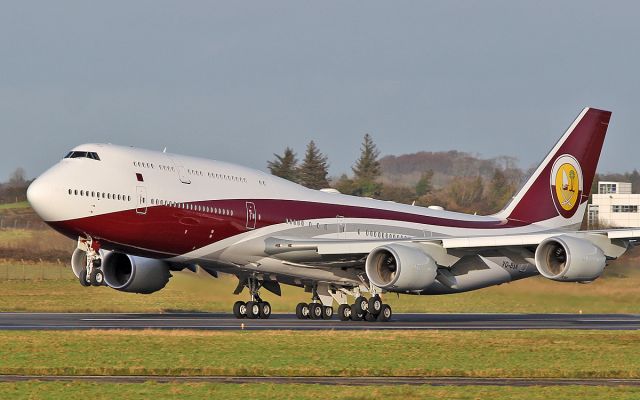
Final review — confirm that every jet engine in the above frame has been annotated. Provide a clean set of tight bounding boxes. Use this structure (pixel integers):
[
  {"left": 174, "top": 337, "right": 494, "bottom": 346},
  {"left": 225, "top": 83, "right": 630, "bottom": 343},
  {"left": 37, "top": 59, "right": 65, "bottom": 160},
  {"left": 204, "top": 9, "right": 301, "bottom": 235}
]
[
  {"left": 534, "top": 235, "right": 605, "bottom": 282},
  {"left": 102, "top": 252, "right": 171, "bottom": 294},
  {"left": 365, "top": 243, "right": 438, "bottom": 291}
]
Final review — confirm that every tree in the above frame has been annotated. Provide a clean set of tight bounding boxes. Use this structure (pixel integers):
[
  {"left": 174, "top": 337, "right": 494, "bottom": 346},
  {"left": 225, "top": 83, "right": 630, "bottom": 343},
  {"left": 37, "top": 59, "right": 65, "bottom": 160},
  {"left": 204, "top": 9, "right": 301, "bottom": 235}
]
[
  {"left": 486, "top": 169, "right": 515, "bottom": 212},
  {"left": 267, "top": 147, "right": 298, "bottom": 182},
  {"left": 8, "top": 168, "right": 26, "bottom": 186},
  {"left": 415, "top": 170, "right": 434, "bottom": 196},
  {"left": 297, "top": 140, "right": 330, "bottom": 189},
  {"left": 352, "top": 134, "right": 382, "bottom": 197}
]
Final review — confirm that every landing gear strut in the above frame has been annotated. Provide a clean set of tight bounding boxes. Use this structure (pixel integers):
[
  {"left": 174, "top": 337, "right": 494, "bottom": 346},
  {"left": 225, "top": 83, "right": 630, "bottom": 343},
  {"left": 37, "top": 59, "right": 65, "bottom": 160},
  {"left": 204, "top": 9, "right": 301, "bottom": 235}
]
[
  {"left": 232, "top": 275, "right": 271, "bottom": 319},
  {"left": 76, "top": 238, "right": 105, "bottom": 288}
]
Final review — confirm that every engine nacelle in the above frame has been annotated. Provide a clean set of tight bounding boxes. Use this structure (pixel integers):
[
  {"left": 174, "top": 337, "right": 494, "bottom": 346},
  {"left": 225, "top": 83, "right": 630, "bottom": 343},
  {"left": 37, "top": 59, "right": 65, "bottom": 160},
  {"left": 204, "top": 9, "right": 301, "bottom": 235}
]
[
  {"left": 365, "top": 243, "right": 438, "bottom": 291},
  {"left": 534, "top": 235, "right": 605, "bottom": 282},
  {"left": 102, "top": 252, "right": 171, "bottom": 294}
]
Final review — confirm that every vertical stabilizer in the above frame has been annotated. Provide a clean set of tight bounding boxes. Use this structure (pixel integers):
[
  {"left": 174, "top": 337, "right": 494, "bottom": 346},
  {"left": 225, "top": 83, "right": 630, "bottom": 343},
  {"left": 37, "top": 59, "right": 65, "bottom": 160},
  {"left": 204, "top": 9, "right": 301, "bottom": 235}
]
[{"left": 495, "top": 108, "right": 611, "bottom": 228}]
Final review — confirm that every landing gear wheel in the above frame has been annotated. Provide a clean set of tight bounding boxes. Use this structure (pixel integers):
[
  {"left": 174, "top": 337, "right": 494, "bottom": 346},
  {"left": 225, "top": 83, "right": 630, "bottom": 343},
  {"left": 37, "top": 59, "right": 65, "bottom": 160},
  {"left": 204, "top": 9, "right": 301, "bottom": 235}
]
[
  {"left": 377, "top": 304, "right": 392, "bottom": 322},
  {"left": 322, "top": 306, "right": 334, "bottom": 320},
  {"left": 296, "top": 302, "right": 310, "bottom": 319},
  {"left": 259, "top": 302, "right": 272, "bottom": 319},
  {"left": 338, "top": 304, "right": 351, "bottom": 321},
  {"left": 233, "top": 301, "right": 247, "bottom": 319},
  {"left": 89, "top": 269, "right": 104, "bottom": 286},
  {"left": 350, "top": 304, "right": 364, "bottom": 321},
  {"left": 309, "top": 303, "right": 323, "bottom": 319},
  {"left": 354, "top": 296, "right": 368, "bottom": 314},
  {"left": 364, "top": 312, "right": 377, "bottom": 322},
  {"left": 368, "top": 296, "right": 382, "bottom": 316},
  {"left": 246, "top": 301, "right": 260, "bottom": 319},
  {"left": 78, "top": 269, "right": 90, "bottom": 287}
]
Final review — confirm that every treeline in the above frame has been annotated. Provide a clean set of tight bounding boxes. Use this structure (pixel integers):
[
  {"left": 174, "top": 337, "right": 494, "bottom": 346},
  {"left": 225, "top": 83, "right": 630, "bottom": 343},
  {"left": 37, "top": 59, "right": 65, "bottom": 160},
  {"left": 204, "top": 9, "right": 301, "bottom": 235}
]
[
  {"left": 0, "top": 168, "right": 31, "bottom": 204},
  {"left": 268, "top": 135, "right": 525, "bottom": 215}
]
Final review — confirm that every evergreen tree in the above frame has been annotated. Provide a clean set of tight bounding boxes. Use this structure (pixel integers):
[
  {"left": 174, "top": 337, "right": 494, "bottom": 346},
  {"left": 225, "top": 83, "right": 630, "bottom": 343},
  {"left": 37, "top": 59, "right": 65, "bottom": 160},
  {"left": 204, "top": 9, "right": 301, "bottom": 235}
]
[
  {"left": 415, "top": 170, "right": 434, "bottom": 196},
  {"left": 267, "top": 147, "right": 298, "bottom": 182},
  {"left": 297, "top": 140, "right": 330, "bottom": 189},
  {"left": 352, "top": 134, "right": 382, "bottom": 197}
]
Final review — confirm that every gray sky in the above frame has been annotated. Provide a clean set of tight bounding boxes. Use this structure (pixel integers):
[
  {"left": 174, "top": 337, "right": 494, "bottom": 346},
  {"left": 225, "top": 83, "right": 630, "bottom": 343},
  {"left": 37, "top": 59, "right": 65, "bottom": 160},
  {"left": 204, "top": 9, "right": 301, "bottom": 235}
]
[{"left": 2, "top": 1, "right": 639, "bottom": 181}]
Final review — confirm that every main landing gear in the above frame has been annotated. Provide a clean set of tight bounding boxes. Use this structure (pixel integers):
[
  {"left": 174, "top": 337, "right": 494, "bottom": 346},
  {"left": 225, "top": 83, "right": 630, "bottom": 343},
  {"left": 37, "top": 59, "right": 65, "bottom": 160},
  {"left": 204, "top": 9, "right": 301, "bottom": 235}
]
[
  {"left": 294, "top": 285, "right": 392, "bottom": 323},
  {"left": 295, "top": 302, "right": 334, "bottom": 320},
  {"left": 232, "top": 276, "right": 272, "bottom": 319},
  {"left": 336, "top": 295, "right": 392, "bottom": 323}
]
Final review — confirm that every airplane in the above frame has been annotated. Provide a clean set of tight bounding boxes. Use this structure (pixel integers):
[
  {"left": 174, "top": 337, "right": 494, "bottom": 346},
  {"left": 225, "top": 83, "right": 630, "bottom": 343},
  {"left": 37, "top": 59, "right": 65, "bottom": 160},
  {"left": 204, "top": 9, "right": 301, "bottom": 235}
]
[{"left": 26, "top": 107, "right": 638, "bottom": 322}]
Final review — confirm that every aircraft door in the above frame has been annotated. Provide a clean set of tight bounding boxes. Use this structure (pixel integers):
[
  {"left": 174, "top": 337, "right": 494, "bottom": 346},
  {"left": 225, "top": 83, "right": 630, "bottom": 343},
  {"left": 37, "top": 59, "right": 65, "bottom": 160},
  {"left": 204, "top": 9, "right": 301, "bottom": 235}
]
[
  {"left": 337, "top": 215, "right": 346, "bottom": 239},
  {"left": 136, "top": 186, "right": 147, "bottom": 215},
  {"left": 246, "top": 202, "right": 257, "bottom": 230}
]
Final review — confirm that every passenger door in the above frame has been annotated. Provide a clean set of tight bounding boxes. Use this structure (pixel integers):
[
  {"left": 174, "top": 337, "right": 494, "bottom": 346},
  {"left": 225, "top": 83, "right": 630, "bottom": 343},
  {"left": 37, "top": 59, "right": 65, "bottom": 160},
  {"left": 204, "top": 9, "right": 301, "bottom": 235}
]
[
  {"left": 246, "top": 202, "right": 257, "bottom": 230},
  {"left": 136, "top": 186, "right": 147, "bottom": 215}
]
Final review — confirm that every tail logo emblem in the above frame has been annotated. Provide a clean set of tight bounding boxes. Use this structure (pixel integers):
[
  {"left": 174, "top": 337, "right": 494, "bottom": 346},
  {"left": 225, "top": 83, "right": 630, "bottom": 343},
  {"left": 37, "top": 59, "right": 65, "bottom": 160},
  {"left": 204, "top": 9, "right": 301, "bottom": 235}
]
[{"left": 550, "top": 155, "right": 583, "bottom": 218}]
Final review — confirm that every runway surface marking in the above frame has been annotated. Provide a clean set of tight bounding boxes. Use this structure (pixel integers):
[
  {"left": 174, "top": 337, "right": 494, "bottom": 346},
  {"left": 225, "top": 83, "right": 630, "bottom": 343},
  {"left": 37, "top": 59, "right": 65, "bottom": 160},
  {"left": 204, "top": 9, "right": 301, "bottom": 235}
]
[
  {"left": 0, "top": 375, "right": 638, "bottom": 386},
  {"left": 0, "top": 313, "right": 638, "bottom": 331}
]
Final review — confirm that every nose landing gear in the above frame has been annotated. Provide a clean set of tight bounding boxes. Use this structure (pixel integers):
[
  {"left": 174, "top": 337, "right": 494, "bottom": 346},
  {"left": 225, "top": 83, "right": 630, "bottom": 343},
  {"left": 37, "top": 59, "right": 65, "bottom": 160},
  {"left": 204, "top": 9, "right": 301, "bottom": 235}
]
[{"left": 75, "top": 238, "right": 105, "bottom": 288}]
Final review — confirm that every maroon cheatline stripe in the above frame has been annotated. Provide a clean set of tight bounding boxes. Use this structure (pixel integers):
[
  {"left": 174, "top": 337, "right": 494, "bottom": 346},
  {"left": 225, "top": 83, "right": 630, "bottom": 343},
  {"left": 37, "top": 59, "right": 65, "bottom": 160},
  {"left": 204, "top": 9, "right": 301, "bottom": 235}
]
[{"left": 47, "top": 199, "right": 529, "bottom": 259}]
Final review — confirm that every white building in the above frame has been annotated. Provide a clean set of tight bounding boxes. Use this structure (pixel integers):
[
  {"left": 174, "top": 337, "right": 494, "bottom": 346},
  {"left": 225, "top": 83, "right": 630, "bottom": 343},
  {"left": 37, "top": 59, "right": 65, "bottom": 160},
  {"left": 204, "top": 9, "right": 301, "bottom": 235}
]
[{"left": 589, "top": 181, "right": 640, "bottom": 228}]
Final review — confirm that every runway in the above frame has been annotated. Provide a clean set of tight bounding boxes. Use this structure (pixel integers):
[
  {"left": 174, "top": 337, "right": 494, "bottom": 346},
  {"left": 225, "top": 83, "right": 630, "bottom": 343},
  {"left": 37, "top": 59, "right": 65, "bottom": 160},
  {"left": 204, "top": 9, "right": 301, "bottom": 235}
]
[
  {"left": 0, "top": 375, "right": 639, "bottom": 386},
  {"left": 0, "top": 312, "right": 638, "bottom": 330}
]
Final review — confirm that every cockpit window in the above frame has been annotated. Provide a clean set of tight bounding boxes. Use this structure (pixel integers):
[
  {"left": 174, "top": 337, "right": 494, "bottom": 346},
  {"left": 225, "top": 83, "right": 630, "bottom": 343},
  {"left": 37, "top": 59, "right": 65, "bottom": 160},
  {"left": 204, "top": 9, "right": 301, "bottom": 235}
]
[{"left": 64, "top": 151, "right": 100, "bottom": 160}]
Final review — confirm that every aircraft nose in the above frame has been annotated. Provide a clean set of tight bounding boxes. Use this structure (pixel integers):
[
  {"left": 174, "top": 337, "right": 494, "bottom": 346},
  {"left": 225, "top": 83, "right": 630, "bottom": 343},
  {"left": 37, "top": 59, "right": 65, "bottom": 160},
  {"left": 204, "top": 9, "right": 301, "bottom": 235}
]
[
  {"left": 27, "top": 177, "right": 54, "bottom": 221},
  {"left": 27, "top": 178, "right": 45, "bottom": 218}
]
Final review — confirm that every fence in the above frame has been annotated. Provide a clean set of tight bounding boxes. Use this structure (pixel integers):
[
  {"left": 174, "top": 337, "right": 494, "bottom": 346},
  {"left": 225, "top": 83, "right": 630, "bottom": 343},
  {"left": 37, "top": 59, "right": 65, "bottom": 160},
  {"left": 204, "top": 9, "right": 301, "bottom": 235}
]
[
  {"left": 0, "top": 261, "right": 74, "bottom": 281},
  {"left": 0, "top": 218, "right": 49, "bottom": 230}
]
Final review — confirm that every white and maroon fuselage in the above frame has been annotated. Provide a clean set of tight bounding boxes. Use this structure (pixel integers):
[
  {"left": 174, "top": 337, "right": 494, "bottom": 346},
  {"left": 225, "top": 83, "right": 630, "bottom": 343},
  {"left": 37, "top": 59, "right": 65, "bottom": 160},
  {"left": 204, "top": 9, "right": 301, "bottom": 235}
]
[{"left": 26, "top": 108, "right": 612, "bottom": 292}]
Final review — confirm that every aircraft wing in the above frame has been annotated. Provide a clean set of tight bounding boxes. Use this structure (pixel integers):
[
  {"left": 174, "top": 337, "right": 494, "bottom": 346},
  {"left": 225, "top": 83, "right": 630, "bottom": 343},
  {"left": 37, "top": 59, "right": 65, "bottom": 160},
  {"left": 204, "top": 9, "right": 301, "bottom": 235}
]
[{"left": 265, "top": 229, "right": 640, "bottom": 261}]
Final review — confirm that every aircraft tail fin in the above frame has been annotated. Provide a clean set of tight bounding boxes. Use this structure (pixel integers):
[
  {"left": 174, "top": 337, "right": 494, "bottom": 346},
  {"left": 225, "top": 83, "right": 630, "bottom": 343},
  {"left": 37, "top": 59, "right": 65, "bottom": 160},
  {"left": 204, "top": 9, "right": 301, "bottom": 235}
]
[{"left": 494, "top": 107, "right": 612, "bottom": 229}]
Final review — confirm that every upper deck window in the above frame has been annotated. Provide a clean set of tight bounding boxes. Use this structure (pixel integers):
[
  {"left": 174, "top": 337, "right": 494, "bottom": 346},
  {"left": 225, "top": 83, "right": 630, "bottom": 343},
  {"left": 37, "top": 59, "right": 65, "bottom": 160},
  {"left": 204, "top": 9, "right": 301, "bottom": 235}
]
[{"left": 64, "top": 151, "right": 101, "bottom": 160}]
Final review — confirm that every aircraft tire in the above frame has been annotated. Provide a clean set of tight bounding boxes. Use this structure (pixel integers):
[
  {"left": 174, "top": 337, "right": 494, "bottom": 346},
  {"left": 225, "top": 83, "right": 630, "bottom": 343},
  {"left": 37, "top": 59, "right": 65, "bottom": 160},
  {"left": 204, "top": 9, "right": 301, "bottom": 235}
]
[
  {"left": 309, "top": 303, "right": 323, "bottom": 319},
  {"left": 78, "top": 269, "right": 90, "bottom": 287},
  {"left": 350, "top": 304, "right": 364, "bottom": 321},
  {"left": 259, "top": 302, "right": 271, "bottom": 319},
  {"left": 246, "top": 301, "right": 260, "bottom": 319},
  {"left": 322, "top": 306, "right": 334, "bottom": 320},
  {"left": 295, "top": 302, "right": 309, "bottom": 319},
  {"left": 368, "top": 296, "right": 382, "bottom": 316},
  {"left": 233, "top": 301, "right": 246, "bottom": 319},
  {"left": 354, "top": 296, "right": 368, "bottom": 314},
  {"left": 377, "top": 304, "right": 392, "bottom": 322},
  {"left": 338, "top": 304, "right": 351, "bottom": 321}
]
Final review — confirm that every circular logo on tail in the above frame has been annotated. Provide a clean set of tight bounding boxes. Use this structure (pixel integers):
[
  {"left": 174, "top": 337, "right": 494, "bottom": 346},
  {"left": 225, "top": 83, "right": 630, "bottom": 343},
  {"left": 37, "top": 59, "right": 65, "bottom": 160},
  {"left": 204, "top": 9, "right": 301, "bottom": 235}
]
[{"left": 550, "top": 155, "right": 583, "bottom": 218}]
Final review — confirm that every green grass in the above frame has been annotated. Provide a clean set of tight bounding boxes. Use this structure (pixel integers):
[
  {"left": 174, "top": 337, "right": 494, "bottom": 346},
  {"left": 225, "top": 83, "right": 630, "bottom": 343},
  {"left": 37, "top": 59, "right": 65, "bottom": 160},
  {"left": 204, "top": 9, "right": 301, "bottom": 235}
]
[
  {"left": 0, "top": 201, "right": 29, "bottom": 211},
  {"left": 0, "top": 330, "right": 638, "bottom": 379},
  {"left": 1, "top": 260, "right": 640, "bottom": 313},
  {"left": 0, "top": 382, "right": 638, "bottom": 400}
]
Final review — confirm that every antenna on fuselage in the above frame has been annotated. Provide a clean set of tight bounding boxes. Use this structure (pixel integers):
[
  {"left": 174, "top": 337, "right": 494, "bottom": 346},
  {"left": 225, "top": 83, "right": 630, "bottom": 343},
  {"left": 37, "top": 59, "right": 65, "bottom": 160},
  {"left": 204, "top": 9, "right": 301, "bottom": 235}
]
[{"left": 162, "top": 147, "right": 167, "bottom": 153}]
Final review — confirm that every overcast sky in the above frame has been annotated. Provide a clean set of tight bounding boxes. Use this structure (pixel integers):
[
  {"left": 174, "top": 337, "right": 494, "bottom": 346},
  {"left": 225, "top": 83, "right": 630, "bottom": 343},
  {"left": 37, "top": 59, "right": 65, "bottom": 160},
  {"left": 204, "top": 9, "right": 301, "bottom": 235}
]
[{"left": 1, "top": 1, "right": 639, "bottom": 181}]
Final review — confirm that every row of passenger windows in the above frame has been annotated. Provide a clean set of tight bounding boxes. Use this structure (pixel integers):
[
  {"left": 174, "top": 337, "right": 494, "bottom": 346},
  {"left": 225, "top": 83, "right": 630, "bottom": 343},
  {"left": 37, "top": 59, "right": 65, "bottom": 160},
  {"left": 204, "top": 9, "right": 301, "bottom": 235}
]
[
  {"left": 133, "top": 161, "right": 154, "bottom": 169},
  {"left": 150, "top": 198, "right": 234, "bottom": 216},
  {"left": 132, "top": 159, "right": 250, "bottom": 184},
  {"left": 68, "top": 189, "right": 130, "bottom": 202},
  {"left": 207, "top": 172, "right": 247, "bottom": 183}
]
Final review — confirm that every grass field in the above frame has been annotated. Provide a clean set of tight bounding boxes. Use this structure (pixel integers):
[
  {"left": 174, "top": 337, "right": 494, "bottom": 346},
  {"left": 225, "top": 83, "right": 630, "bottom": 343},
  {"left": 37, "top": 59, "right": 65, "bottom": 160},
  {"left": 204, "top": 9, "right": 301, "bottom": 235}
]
[
  {"left": 0, "top": 382, "right": 638, "bottom": 400},
  {"left": 1, "top": 258, "right": 640, "bottom": 313},
  {"left": 0, "top": 330, "right": 638, "bottom": 378},
  {"left": 0, "top": 201, "right": 29, "bottom": 211}
]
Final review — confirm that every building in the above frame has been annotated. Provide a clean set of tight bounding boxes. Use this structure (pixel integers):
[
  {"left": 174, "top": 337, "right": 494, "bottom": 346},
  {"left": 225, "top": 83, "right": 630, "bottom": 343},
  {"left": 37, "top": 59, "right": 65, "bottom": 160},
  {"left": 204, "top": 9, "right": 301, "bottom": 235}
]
[{"left": 589, "top": 181, "right": 640, "bottom": 228}]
